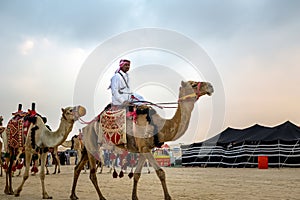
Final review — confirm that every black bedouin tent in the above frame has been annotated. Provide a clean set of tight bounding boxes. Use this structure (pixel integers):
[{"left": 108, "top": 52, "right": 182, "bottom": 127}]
[{"left": 182, "top": 121, "right": 300, "bottom": 168}]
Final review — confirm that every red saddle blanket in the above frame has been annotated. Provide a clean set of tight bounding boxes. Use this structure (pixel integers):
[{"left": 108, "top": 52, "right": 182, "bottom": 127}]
[
  {"left": 100, "top": 109, "right": 127, "bottom": 145},
  {"left": 7, "top": 112, "right": 31, "bottom": 149}
]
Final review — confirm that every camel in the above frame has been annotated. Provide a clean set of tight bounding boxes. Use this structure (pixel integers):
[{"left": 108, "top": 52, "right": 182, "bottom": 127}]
[
  {"left": 0, "top": 116, "right": 5, "bottom": 177},
  {"left": 4, "top": 105, "right": 86, "bottom": 199},
  {"left": 45, "top": 139, "right": 71, "bottom": 175},
  {"left": 70, "top": 80, "right": 214, "bottom": 200},
  {"left": 45, "top": 132, "right": 93, "bottom": 174},
  {"left": 0, "top": 135, "right": 2, "bottom": 177}
]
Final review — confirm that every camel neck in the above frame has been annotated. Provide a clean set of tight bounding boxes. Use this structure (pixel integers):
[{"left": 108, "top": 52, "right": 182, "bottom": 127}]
[{"left": 158, "top": 100, "right": 195, "bottom": 142}]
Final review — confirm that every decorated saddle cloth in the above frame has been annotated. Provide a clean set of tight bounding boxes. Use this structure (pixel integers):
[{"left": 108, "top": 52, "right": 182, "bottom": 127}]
[
  {"left": 7, "top": 112, "right": 31, "bottom": 149},
  {"left": 100, "top": 108, "right": 127, "bottom": 145}
]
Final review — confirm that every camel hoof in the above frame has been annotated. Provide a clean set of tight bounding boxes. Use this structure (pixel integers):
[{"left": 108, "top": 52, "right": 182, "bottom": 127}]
[
  {"left": 165, "top": 195, "right": 172, "bottom": 200},
  {"left": 5, "top": 187, "right": 14, "bottom": 195},
  {"left": 70, "top": 194, "right": 79, "bottom": 200},
  {"left": 43, "top": 195, "right": 53, "bottom": 199},
  {"left": 132, "top": 196, "right": 138, "bottom": 200}
]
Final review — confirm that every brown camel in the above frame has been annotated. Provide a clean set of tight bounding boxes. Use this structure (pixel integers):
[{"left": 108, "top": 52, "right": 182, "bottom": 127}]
[
  {"left": 45, "top": 132, "right": 97, "bottom": 175},
  {"left": 70, "top": 80, "right": 214, "bottom": 200},
  {"left": 45, "top": 139, "right": 72, "bottom": 175},
  {"left": 0, "top": 116, "right": 5, "bottom": 177},
  {"left": 4, "top": 105, "right": 86, "bottom": 199}
]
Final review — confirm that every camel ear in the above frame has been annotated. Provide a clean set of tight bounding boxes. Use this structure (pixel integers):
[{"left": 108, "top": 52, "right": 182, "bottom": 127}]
[
  {"left": 61, "top": 108, "right": 65, "bottom": 113},
  {"left": 181, "top": 81, "right": 187, "bottom": 86}
]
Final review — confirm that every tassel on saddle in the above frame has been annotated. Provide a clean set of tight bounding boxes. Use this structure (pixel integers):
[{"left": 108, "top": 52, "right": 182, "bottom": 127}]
[{"left": 112, "top": 168, "right": 125, "bottom": 179}]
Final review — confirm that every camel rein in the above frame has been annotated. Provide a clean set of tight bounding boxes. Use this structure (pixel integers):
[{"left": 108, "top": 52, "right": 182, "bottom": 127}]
[{"left": 78, "top": 82, "right": 201, "bottom": 125}]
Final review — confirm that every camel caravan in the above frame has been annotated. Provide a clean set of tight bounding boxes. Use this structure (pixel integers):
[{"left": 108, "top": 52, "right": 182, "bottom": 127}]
[{"left": 0, "top": 80, "right": 214, "bottom": 200}]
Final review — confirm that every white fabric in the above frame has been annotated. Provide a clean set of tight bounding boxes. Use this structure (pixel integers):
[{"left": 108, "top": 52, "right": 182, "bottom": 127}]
[
  {"left": 109, "top": 70, "right": 144, "bottom": 105},
  {"left": 110, "top": 70, "right": 131, "bottom": 105}
]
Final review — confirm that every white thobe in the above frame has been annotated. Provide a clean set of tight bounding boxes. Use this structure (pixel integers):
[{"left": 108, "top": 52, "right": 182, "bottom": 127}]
[{"left": 110, "top": 70, "right": 131, "bottom": 105}]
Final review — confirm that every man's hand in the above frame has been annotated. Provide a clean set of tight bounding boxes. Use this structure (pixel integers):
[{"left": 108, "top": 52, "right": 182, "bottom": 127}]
[{"left": 122, "top": 100, "right": 131, "bottom": 106}]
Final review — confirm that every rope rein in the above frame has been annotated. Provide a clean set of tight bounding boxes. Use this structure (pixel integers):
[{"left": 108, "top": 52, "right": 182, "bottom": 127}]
[{"left": 78, "top": 82, "right": 202, "bottom": 125}]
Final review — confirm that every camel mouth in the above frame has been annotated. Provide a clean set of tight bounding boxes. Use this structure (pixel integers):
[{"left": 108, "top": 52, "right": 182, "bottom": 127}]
[
  {"left": 207, "top": 84, "right": 214, "bottom": 96},
  {"left": 72, "top": 106, "right": 87, "bottom": 120}
]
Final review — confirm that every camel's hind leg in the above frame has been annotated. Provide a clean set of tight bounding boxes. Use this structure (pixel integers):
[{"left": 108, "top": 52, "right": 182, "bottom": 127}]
[
  {"left": 96, "top": 152, "right": 104, "bottom": 174},
  {"left": 52, "top": 149, "right": 60, "bottom": 174},
  {"left": 144, "top": 153, "right": 172, "bottom": 200},
  {"left": 14, "top": 149, "right": 32, "bottom": 197}
]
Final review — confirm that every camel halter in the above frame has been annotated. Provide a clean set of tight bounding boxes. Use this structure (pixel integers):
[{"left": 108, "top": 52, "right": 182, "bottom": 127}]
[{"left": 178, "top": 82, "right": 201, "bottom": 102}]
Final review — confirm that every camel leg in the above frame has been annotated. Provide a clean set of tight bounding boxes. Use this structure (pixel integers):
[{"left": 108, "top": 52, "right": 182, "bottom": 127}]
[
  {"left": 45, "top": 164, "right": 49, "bottom": 175},
  {"left": 5, "top": 151, "right": 14, "bottom": 195},
  {"left": 144, "top": 153, "right": 172, "bottom": 200},
  {"left": 0, "top": 146, "right": 2, "bottom": 177},
  {"left": 70, "top": 150, "right": 89, "bottom": 200},
  {"left": 146, "top": 159, "right": 151, "bottom": 174},
  {"left": 40, "top": 152, "right": 52, "bottom": 199},
  {"left": 55, "top": 151, "right": 61, "bottom": 174},
  {"left": 97, "top": 152, "right": 104, "bottom": 174},
  {"left": 14, "top": 149, "right": 32, "bottom": 197},
  {"left": 52, "top": 151, "right": 60, "bottom": 174},
  {"left": 87, "top": 152, "right": 106, "bottom": 200},
  {"left": 131, "top": 153, "right": 146, "bottom": 200}
]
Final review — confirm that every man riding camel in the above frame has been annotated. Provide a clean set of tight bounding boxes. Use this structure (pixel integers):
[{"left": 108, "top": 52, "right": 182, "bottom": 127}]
[{"left": 109, "top": 59, "right": 144, "bottom": 108}]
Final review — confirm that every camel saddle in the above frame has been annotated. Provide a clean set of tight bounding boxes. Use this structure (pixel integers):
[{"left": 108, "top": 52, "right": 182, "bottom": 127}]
[
  {"left": 7, "top": 111, "right": 36, "bottom": 149},
  {"left": 100, "top": 108, "right": 127, "bottom": 146}
]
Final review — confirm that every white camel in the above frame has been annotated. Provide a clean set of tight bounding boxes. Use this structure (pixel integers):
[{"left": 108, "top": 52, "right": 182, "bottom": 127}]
[{"left": 4, "top": 105, "right": 86, "bottom": 199}]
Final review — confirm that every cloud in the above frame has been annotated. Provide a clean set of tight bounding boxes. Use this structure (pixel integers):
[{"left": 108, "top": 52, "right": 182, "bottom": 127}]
[
  {"left": 1, "top": 0, "right": 300, "bottom": 142},
  {"left": 19, "top": 39, "right": 34, "bottom": 55}
]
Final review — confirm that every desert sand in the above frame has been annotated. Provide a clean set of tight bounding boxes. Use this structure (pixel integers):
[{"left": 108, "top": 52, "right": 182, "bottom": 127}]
[{"left": 0, "top": 165, "right": 300, "bottom": 200}]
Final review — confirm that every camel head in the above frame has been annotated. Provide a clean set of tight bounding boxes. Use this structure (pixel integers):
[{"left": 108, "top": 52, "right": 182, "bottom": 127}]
[
  {"left": 179, "top": 81, "right": 214, "bottom": 101},
  {"left": 61, "top": 105, "right": 86, "bottom": 123}
]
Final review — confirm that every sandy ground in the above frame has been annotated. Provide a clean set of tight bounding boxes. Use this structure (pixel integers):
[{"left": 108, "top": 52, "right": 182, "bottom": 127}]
[{"left": 0, "top": 165, "right": 300, "bottom": 200}]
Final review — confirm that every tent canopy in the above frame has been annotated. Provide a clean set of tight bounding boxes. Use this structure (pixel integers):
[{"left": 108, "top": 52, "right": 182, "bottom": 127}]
[{"left": 203, "top": 121, "right": 300, "bottom": 145}]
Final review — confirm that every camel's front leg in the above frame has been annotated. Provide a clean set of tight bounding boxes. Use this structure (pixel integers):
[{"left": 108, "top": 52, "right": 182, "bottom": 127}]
[
  {"left": 0, "top": 151, "right": 2, "bottom": 177},
  {"left": 131, "top": 153, "right": 146, "bottom": 200},
  {"left": 5, "top": 153, "right": 14, "bottom": 195},
  {"left": 70, "top": 150, "right": 89, "bottom": 200},
  {"left": 88, "top": 152, "right": 106, "bottom": 200},
  {"left": 145, "top": 153, "right": 172, "bottom": 200},
  {"left": 40, "top": 152, "right": 52, "bottom": 199},
  {"left": 14, "top": 150, "right": 32, "bottom": 197}
]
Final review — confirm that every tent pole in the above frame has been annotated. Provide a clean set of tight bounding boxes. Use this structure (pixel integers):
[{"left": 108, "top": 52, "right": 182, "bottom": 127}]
[
  {"left": 217, "top": 145, "right": 225, "bottom": 168},
  {"left": 278, "top": 139, "right": 280, "bottom": 169},
  {"left": 232, "top": 141, "right": 244, "bottom": 168},
  {"left": 281, "top": 140, "right": 299, "bottom": 168},
  {"left": 204, "top": 145, "right": 214, "bottom": 168},
  {"left": 244, "top": 141, "right": 260, "bottom": 168}
]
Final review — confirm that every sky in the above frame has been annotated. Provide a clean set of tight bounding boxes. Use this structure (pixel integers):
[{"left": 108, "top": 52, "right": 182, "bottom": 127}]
[{"left": 0, "top": 0, "right": 300, "bottom": 145}]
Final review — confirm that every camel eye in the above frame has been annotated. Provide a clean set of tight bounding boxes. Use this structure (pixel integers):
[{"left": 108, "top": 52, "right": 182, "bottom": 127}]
[{"left": 192, "top": 83, "right": 198, "bottom": 88}]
